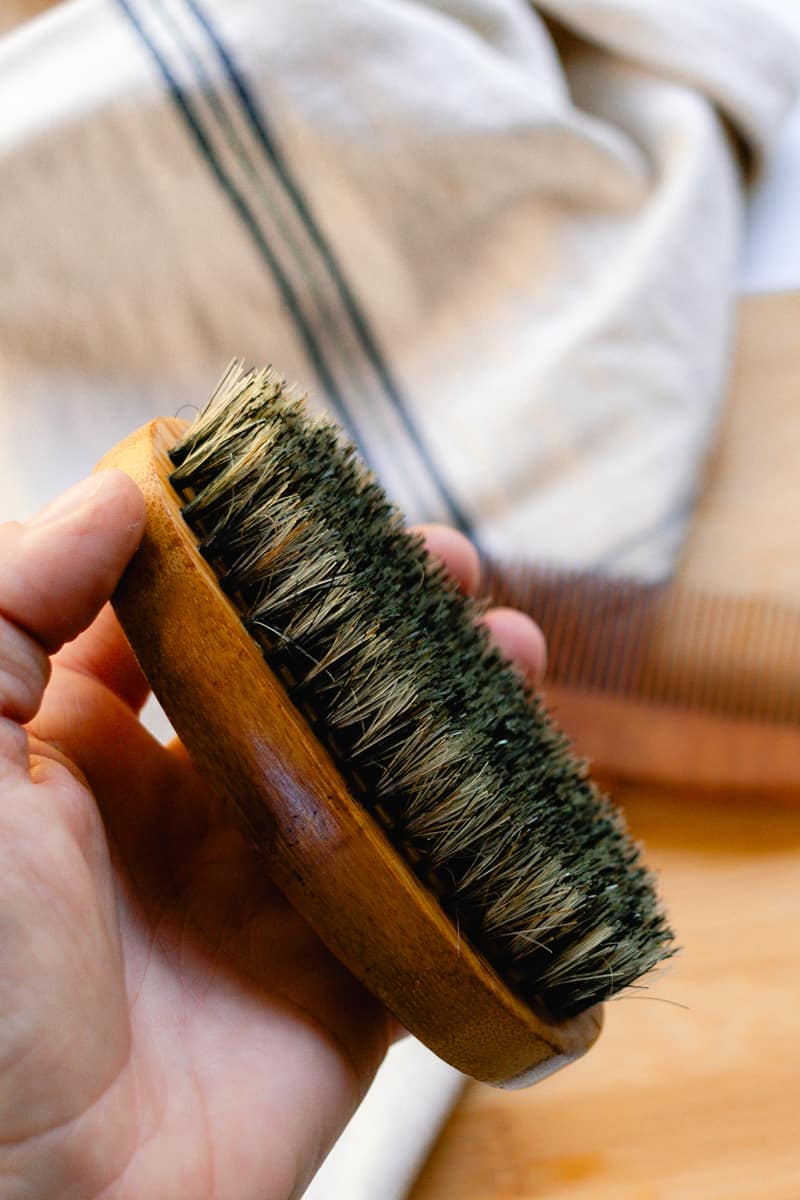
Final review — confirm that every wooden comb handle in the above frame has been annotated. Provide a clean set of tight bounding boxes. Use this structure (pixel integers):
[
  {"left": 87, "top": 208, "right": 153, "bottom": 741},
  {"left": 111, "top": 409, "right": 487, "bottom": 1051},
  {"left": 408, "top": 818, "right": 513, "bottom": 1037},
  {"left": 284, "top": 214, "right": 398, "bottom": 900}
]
[{"left": 97, "top": 419, "right": 602, "bottom": 1087}]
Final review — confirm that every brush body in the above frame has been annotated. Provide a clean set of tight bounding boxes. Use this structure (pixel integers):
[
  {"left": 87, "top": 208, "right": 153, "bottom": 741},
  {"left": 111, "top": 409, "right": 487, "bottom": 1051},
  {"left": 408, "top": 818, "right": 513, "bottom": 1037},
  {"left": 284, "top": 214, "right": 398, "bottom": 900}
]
[
  {"left": 101, "top": 417, "right": 602, "bottom": 1086},
  {"left": 97, "top": 365, "right": 673, "bottom": 1086}
]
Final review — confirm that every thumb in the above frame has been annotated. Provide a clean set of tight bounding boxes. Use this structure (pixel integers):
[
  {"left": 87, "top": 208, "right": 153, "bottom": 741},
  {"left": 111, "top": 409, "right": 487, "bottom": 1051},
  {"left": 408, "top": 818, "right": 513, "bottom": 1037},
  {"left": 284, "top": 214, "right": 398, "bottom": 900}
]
[{"left": 0, "top": 471, "right": 145, "bottom": 774}]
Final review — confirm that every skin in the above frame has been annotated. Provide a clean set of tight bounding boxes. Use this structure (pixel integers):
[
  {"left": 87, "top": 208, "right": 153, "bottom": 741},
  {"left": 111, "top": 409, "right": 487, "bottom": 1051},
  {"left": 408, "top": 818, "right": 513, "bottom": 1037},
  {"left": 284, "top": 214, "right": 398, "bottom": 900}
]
[{"left": 0, "top": 470, "right": 546, "bottom": 1200}]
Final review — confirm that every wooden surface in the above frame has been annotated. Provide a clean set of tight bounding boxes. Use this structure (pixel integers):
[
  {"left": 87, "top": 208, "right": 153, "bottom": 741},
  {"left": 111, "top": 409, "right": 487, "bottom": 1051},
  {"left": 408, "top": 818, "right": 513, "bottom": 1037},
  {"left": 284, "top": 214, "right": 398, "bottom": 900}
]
[
  {"left": 678, "top": 291, "right": 800, "bottom": 599},
  {"left": 409, "top": 292, "right": 800, "bottom": 1198},
  {"left": 0, "top": 1, "right": 58, "bottom": 35}
]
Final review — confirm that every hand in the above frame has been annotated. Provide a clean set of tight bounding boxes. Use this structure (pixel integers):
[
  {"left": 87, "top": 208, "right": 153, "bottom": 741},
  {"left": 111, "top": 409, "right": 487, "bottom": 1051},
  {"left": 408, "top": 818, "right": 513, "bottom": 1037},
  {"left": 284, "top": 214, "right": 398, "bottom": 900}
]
[{"left": 0, "top": 471, "right": 545, "bottom": 1200}]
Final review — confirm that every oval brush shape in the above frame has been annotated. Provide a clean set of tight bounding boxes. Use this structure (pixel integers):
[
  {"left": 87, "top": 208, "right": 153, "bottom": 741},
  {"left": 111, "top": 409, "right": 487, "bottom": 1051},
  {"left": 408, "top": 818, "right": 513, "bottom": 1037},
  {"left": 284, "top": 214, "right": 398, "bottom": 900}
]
[{"left": 98, "top": 364, "right": 673, "bottom": 1087}]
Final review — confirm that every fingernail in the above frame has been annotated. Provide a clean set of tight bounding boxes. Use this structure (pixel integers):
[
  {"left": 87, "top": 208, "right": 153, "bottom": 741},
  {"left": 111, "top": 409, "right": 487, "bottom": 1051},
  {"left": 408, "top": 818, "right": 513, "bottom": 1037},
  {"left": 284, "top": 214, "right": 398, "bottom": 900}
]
[{"left": 27, "top": 473, "right": 108, "bottom": 528}]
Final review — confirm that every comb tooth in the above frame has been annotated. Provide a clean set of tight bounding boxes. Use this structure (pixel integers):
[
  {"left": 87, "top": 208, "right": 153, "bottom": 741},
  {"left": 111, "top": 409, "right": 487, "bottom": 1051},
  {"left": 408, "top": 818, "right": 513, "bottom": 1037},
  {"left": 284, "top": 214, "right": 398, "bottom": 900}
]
[
  {"left": 598, "top": 575, "right": 646, "bottom": 695},
  {"left": 628, "top": 580, "right": 662, "bottom": 700},
  {"left": 727, "top": 595, "right": 752, "bottom": 720},
  {"left": 533, "top": 566, "right": 562, "bottom": 665},
  {"left": 783, "top": 603, "right": 799, "bottom": 722},
  {"left": 710, "top": 590, "right": 736, "bottom": 714},
  {"left": 752, "top": 598, "right": 772, "bottom": 720},
  {"left": 560, "top": 572, "right": 597, "bottom": 689},
  {"left": 576, "top": 574, "right": 620, "bottom": 693},
  {"left": 589, "top": 575, "right": 622, "bottom": 693},
  {"left": 651, "top": 586, "right": 675, "bottom": 708},
  {"left": 700, "top": 591, "right": 724, "bottom": 715},
  {"left": 697, "top": 590, "right": 719, "bottom": 713},
  {"left": 678, "top": 587, "right": 712, "bottom": 712},
  {"left": 619, "top": 578, "right": 659, "bottom": 699},
  {"left": 772, "top": 601, "right": 794, "bottom": 723},
  {"left": 774, "top": 602, "right": 799, "bottom": 723},
  {"left": 575, "top": 574, "right": 608, "bottom": 692},
  {"left": 753, "top": 598, "right": 774, "bottom": 719},
  {"left": 538, "top": 568, "right": 570, "bottom": 679},
  {"left": 525, "top": 564, "right": 563, "bottom": 667},
  {"left": 584, "top": 573, "right": 616, "bottom": 691},
  {"left": 755, "top": 597, "right": 781, "bottom": 719},
  {"left": 731, "top": 593, "right": 756, "bottom": 719},
  {"left": 768, "top": 599, "right": 797, "bottom": 724},
  {"left": 659, "top": 587, "right": 715, "bottom": 715},
  {"left": 744, "top": 595, "right": 775, "bottom": 720},
  {"left": 769, "top": 599, "right": 799, "bottom": 725},
  {"left": 562, "top": 572, "right": 593, "bottom": 687},
  {"left": 619, "top": 577, "right": 647, "bottom": 692},
  {"left": 689, "top": 588, "right": 721, "bottom": 711}
]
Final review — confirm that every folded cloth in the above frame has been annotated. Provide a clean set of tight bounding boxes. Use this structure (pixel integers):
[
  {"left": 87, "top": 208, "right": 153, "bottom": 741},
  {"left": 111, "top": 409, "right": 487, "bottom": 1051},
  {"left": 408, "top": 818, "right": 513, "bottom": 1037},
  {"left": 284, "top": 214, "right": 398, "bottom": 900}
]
[
  {"left": 0, "top": 3, "right": 798, "bottom": 1198},
  {"left": 2, "top": 1, "right": 798, "bottom": 576}
]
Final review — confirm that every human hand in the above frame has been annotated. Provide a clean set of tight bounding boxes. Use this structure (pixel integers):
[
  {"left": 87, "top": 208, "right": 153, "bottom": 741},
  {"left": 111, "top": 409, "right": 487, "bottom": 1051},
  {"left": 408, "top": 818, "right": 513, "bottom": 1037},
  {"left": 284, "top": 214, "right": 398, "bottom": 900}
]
[{"left": 0, "top": 471, "right": 545, "bottom": 1200}]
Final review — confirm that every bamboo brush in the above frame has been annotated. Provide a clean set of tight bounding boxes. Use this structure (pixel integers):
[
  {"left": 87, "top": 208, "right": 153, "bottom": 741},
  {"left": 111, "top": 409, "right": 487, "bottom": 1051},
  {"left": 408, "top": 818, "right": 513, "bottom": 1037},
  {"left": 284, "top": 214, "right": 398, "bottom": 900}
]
[{"left": 98, "top": 363, "right": 673, "bottom": 1087}]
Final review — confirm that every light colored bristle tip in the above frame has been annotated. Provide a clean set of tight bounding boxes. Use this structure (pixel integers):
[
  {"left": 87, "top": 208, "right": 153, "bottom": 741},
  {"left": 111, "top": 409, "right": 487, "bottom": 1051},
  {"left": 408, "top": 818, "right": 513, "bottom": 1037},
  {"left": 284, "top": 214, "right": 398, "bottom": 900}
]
[{"left": 168, "top": 362, "right": 674, "bottom": 1019}]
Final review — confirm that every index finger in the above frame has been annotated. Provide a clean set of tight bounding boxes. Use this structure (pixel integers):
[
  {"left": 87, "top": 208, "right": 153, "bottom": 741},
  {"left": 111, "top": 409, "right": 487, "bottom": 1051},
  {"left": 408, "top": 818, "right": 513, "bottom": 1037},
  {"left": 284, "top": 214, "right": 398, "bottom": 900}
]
[
  {"left": 54, "top": 602, "right": 150, "bottom": 714},
  {"left": 0, "top": 471, "right": 145, "bottom": 778}
]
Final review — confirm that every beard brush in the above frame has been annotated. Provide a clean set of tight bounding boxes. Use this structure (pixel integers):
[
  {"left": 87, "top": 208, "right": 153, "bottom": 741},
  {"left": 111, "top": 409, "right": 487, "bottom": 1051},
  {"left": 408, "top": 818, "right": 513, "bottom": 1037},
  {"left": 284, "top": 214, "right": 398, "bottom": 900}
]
[{"left": 98, "top": 362, "right": 674, "bottom": 1088}]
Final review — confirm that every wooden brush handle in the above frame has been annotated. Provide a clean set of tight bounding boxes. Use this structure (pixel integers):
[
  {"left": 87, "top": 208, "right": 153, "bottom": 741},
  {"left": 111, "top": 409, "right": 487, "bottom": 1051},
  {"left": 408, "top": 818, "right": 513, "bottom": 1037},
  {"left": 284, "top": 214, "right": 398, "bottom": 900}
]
[{"left": 98, "top": 419, "right": 602, "bottom": 1087}]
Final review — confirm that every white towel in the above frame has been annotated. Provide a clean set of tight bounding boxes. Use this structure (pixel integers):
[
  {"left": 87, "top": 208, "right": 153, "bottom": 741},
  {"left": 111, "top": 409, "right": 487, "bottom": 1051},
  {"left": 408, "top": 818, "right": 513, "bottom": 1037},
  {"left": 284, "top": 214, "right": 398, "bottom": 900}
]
[
  {"left": 2, "top": 1, "right": 797, "bottom": 575},
  {"left": 1, "top": 3, "right": 798, "bottom": 1198}
]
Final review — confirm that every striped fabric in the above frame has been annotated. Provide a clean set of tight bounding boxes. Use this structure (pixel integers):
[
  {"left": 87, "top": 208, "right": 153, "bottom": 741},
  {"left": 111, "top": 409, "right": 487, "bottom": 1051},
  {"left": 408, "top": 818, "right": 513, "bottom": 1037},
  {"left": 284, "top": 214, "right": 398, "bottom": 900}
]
[
  {"left": 115, "top": 0, "right": 475, "bottom": 532},
  {"left": 1, "top": 0, "right": 798, "bottom": 577}
]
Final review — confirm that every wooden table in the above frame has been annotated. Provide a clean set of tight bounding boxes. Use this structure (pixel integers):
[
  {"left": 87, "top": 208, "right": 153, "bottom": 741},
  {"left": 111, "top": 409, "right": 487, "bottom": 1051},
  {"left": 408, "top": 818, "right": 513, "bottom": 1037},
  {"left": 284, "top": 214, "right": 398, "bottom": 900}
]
[{"left": 410, "top": 293, "right": 800, "bottom": 1199}]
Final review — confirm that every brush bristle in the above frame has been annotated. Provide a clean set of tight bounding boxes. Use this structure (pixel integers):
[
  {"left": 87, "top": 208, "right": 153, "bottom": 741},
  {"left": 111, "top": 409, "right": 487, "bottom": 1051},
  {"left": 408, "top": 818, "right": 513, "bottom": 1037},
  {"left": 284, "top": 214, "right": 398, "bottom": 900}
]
[{"left": 168, "top": 362, "right": 674, "bottom": 1019}]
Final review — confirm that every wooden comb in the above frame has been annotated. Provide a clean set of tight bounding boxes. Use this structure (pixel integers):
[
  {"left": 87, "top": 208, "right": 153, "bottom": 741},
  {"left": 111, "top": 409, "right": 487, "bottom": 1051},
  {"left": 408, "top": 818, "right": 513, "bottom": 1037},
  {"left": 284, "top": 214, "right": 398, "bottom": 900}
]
[{"left": 484, "top": 564, "right": 800, "bottom": 800}]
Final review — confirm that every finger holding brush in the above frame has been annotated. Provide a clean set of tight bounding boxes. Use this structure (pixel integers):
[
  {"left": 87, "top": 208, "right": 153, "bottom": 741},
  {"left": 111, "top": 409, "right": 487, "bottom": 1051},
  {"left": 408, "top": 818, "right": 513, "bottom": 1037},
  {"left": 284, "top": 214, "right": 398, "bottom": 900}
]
[{"left": 0, "top": 468, "right": 544, "bottom": 1200}]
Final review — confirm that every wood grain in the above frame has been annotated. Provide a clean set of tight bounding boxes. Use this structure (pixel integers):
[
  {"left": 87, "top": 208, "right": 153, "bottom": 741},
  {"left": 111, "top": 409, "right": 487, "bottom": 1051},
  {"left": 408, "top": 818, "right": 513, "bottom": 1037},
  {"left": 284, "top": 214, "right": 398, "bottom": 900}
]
[{"left": 409, "top": 293, "right": 800, "bottom": 1197}]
